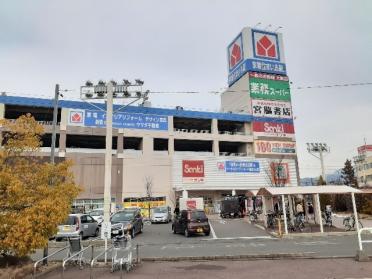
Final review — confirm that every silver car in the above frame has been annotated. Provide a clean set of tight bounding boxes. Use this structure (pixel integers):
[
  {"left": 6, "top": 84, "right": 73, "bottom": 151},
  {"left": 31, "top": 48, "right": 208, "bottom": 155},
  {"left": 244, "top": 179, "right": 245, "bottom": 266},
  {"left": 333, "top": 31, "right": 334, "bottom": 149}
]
[
  {"left": 56, "top": 214, "right": 99, "bottom": 241},
  {"left": 151, "top": 206, "right": 172, "bottom": 223},
  {"left": 88, "top": 208, "right": 104, "bottom": 225}
]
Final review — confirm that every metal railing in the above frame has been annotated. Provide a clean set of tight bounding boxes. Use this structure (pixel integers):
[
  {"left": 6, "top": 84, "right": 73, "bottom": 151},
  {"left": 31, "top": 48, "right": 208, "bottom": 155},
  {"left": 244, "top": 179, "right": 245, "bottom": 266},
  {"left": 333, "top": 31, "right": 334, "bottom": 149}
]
[
  {"left": 90, "top": 245, "right": 114, "bottom": 279},
  {"left": 357, "top": 227, "right": 372, "bottom": 251},
  {"left": 62, "top": 244, "right": 94, "bottom": 278},
  {"left": 33, "top": 246, "right": 69, "bottom": 278}
]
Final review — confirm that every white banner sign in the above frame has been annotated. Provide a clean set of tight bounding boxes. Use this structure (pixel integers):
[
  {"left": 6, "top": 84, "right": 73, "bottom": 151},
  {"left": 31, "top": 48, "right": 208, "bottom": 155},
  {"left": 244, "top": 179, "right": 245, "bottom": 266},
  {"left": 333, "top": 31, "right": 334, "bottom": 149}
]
[{"left": 251, "top": 99, "right": 292, "bottom": 119}]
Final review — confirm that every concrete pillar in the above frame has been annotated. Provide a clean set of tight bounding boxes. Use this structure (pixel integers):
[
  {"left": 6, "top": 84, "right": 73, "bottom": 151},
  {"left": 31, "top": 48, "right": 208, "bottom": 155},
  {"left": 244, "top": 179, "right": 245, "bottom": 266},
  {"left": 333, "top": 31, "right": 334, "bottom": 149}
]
[
  {"left": 59, "top": 131, "right": 66, "bottom": 152},
  {"left": 211, "top": 119, "right": 218, "bottom": 134},
  {"left": 143, "top": 136, "right": 153, "bottom": 156},
  {"left": 244, "top": 122, "right": 251, "bottom": 135},
  {"left": 213, "top": 140, "right": 219, "bottom": 156},
  {"left": 117, "top": 132, "right": 123, "bottom": 154},
  {"left": 288, "top": 195, "right": 295, "bottom": 226},
  {"left": 282, "top": 195, "right": 288, "bottom": 234},
  {"left": 60, "top": 108, "right": 68, "bottom": 131},
  {"left": 168, "top": 116, "right": 174, "bottom": 134},
  {"left": 351, "top": 192, "right": 360, "bottom": 231},
  {"left": 168, "top": 136, "right": 174, "bottom": 155},
  {"left": 182, "top": 189, "right": 188, "bottom": 198},
  {"left": 316, "top": 194, "right": 323, "bottom": 233}
]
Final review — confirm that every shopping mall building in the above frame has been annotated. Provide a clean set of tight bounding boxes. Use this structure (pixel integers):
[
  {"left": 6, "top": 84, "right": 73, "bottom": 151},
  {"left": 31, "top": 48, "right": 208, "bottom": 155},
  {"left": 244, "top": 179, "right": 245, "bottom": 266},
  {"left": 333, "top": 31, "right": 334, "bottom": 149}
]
[{"left": 0, "top": 26, "right": 299, "bottom": 212}]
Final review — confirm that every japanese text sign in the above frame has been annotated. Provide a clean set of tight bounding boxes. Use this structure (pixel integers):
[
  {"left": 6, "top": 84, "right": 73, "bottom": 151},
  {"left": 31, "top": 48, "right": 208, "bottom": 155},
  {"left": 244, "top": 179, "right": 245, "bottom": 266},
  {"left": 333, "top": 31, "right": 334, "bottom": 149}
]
[
  {"left": 254, "top": 140, "right": 296, "bottom": 155},
  {"left": 221, "top": 161, "right": 260, "bottom": 173},
  {"left": 83, "top": 110, "right": 168, "bottom": 131},
  {"left": 249, "top": 72, "right": 291, "bottom": 101},
  {"left": 251, "top": 99, "right": 292, "bottom": 119}
]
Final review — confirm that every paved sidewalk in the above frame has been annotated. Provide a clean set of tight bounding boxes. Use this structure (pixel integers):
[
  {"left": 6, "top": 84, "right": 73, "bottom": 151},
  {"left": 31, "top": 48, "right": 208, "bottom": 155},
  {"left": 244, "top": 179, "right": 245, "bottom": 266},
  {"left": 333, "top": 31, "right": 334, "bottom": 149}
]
[{"left": 39, "top": 258, "right": 372, "bottom": 279}]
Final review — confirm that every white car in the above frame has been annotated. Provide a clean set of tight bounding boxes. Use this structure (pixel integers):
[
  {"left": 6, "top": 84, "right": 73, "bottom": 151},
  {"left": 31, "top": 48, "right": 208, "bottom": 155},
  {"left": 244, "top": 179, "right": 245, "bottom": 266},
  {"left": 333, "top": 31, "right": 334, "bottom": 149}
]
[
  {"left": 88, "top": 208, "right": 104, "bottom": 225},
  {"left": 151, "top": 206, "right": 172, "bottom": 223}
]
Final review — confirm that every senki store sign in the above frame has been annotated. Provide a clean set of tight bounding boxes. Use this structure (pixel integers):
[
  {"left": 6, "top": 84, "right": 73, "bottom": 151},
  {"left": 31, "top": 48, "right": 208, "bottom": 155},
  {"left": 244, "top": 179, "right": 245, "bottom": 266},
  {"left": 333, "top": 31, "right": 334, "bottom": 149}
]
[
  {"left": 182, "top": 160, "right": 204, "bottom": 183},
  {"left": 253, "top": 121, "right": 295, "bottom": 138},
  {"left": 249, "top": 72, "right": 291, "bottom": 101},
  {"left": 227, "top": 27, "right": 286, "bottom": 86}
]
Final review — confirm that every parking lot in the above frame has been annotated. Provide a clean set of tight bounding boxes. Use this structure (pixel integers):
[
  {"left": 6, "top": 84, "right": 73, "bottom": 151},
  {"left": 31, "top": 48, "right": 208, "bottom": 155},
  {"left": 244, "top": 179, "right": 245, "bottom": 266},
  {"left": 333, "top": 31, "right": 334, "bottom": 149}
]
[{"left": 51, "top": 214, "right": 270, "bottom": 245}]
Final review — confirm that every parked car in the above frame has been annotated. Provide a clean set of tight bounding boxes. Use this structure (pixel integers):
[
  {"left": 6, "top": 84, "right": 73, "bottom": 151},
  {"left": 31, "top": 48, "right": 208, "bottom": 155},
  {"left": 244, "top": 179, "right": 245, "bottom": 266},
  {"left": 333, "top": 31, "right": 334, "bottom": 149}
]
[
  {"left": 151, "top": 206, "right": 172, "bottom": 223},
  {"left": 88, "top": 208, "right": 104, "bottom": 225},
  {"left": 172, "top": 210, "right": 210, "bottom": 237},
  {"left": 110, "top": 208, "right": 143, "bottom": 238},
  {"left": 56, "top": 214, "right": 99, "bottom": 241}
]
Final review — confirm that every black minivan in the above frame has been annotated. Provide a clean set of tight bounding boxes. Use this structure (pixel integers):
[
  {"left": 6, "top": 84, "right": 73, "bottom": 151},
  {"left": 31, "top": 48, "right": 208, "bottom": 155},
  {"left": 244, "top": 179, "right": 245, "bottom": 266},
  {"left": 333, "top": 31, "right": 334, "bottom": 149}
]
[{"left": 172, "top": 210, "right": 210, "bottom": 237}]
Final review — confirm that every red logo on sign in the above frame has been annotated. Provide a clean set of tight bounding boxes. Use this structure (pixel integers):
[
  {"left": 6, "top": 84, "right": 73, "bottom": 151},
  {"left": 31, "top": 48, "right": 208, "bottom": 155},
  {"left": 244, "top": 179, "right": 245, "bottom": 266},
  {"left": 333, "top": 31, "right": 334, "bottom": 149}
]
[
  {"left": 256, "top": 35, "right": 276, "bottom": 58},
  {"left": 186, "top": 200, "right": 197, "bottom": 210},
  {"left": 253, "top": 122, "right": 295, "bottom": 135},
  {"left": 182, "top": 160, "right": 204, "bottom": 178},
  {"left": 70, "top": 112, "right": 83, "bottom": 123},
  {"left": 230, "top": 43, "right": 242, "bottom": 68}
]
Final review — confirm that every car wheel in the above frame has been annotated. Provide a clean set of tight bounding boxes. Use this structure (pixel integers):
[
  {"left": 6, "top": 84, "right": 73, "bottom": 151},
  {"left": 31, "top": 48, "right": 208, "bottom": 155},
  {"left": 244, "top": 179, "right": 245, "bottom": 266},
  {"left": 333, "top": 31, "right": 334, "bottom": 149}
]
[
  {"left": 140, "top": 224, "right": 143, "bottom": 233},
  {"left": 80, "top": 232, "right": 84, "bottom": 240},
  {"left": 131, "top": 228, "right": 135, "bottom": 239},
  {"left": 172, "top": 225, "right": 177, "bottom": 234},
  {"left": 205, "top": 231, "right": 210, "bottom": 236},
  {"left": 55, "top": 237, "right": 62, "bottom": 242},
  {"left": 94, "top": 228, "right": 99, "bottom": 237},
  {"left": 184, "top": 228, "right": 189, "bottom": 237}
]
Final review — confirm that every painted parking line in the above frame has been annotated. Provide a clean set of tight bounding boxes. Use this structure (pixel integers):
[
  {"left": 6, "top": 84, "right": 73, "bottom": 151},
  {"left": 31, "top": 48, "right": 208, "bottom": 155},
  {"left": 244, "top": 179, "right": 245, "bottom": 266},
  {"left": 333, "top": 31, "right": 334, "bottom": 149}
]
[
  {"left": 209, "top": 221, "right": 217, "bottom": 239},
  {"left": 294, "top": 241, "right": 338, "bottom": 246},
  {"left": 206, "top": 236, "right": 274, "bottom": 241}
]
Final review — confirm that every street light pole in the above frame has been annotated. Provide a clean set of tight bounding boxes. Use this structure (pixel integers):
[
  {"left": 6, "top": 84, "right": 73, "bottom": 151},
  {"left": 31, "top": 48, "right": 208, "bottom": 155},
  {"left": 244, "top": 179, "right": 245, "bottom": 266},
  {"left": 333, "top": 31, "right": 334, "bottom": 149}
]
[
  {"left": 306, "top": 142, "right": 330, "bottom": 183},
  {"left": 103, "top": 82, "right": 113, "bottom": 263},
  {"left": 43, "top": 84, "right": 60, "bottom": 265}
]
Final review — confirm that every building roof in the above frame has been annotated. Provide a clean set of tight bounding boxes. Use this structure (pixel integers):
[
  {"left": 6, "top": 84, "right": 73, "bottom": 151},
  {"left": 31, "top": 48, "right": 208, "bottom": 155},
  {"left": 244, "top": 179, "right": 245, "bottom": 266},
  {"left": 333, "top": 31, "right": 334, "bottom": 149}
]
[
  {"left": 0, "top": 95, "right": 293, "bottom": 124},
  {"left": 254, "top": 185, "right": 362, "bottom": 196}
]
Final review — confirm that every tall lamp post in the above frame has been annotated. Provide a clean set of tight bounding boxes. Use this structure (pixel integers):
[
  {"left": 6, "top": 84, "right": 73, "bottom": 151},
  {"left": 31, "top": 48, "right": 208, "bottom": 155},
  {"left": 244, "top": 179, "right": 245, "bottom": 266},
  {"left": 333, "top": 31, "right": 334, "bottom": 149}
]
[
  {"left": 306, "top": 142, "right": 330, "bottom": 183},
  {"left": 80, "top": 79, "right": 148, "bottom": 262}
]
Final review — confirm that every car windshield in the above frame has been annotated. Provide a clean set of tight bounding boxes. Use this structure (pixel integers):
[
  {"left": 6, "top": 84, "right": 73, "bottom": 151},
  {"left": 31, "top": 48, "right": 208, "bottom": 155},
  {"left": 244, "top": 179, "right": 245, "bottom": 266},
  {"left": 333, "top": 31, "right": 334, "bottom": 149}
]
[
  {"left": 111, "top": 211, "right": 135, "bottom": 222},
  {"left": 153, "top": 207, "right": 167, "bottom": 213},
  {"left": 89, "top": 210, "right": 103, "bottom": 216},
  {"left": 190, "top": 211, "right": 207, "bottom": 221},
  {"left": 63, "top": 216, "right": 78, "bottom": 225}
]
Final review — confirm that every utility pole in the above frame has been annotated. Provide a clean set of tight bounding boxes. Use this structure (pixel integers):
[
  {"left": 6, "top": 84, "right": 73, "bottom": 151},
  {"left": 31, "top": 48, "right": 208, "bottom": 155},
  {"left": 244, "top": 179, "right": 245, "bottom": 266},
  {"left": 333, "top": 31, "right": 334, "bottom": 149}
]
[
  {"left": 43, "top": 84, "right": 60, "bottom": 265},
  {"left": 306, "top": 142, "right": 330, "bottom": 183},
  {"left": 80, "top": 79, "right": 148, "bottom": 263}
]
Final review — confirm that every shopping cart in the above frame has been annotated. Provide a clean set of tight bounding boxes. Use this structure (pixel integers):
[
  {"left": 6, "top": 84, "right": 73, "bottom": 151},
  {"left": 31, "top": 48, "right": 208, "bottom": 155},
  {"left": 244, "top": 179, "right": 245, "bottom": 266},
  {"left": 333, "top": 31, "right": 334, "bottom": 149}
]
[{"left": 111, "top": 234, "right": 134, "bottom": 272}]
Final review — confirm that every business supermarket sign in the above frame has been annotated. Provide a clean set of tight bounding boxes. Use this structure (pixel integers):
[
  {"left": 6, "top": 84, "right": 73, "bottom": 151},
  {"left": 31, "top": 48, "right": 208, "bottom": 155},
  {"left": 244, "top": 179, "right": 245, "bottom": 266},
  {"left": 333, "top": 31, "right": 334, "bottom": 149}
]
[
  {"left": 249, "top": 72, "right": 291, "bottom": 101},
  {"left": 254, "top": 140, "right": 296, "bottom": 155},
  {"left": 182, "top": 160, "right": 204, "bottom": 183}
]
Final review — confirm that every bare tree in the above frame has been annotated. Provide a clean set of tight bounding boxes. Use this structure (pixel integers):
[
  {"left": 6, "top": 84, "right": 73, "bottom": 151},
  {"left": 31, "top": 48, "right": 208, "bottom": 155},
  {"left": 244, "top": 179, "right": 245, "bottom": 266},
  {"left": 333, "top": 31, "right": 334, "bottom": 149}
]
[
  {"left": 264, "top": 156, "right": 287, "bottom": 187},
  {"left": 144, "top": 176, "right": 153, "bottom": 219}
]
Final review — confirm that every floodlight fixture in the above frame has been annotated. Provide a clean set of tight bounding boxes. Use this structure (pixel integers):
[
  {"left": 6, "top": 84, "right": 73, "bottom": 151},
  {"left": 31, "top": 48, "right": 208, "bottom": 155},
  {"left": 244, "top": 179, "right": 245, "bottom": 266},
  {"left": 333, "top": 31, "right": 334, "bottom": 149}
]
[
  {"left": 123, "top": 79, "right": 131, "bottom": 86},
  {"left": 135, "top": 79, "right": 144, "bottom": 86},
  {"left": 85, "top": 80, "right": 93, "bottom": 87}
]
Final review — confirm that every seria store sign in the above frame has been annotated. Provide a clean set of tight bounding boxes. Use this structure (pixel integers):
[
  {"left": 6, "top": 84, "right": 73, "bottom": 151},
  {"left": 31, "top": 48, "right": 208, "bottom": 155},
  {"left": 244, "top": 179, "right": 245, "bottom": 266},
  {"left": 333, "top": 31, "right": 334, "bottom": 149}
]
[
  {"left": 255, "top": 140, "right": 296, "bottom": 155},
  {"left": 253, "top": 121, "right": 295, "bottom": 138},
  {"left": 251, "top": 99, "right": 292, "bottom": 119},
  {"left": 182, "top": 160, "right": 204, "bottom": 183},
  {"left": 249, "top": 72, "right": 291, "bottom": 101}
]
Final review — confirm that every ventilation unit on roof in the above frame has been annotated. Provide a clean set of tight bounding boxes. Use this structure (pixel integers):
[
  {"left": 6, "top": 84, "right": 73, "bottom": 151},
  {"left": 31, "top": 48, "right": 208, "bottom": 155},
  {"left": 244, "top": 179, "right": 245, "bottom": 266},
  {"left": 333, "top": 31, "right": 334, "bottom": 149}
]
[{"left": 176, "top": 106, "right": 184, "bottom": 110}]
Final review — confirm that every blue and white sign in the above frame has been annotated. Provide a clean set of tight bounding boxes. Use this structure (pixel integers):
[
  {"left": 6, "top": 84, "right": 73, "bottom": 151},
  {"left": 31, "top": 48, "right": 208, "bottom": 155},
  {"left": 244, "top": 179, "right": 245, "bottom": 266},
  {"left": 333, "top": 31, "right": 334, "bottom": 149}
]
[
  {"left": 228, "top": 59, "right": 287, "bottom": 86},
  {"left": 84, "top": 110, "right": 168, "bottom": 131},
  {"left": 223, "top": 161, "right": 260, "bottom": 173}
]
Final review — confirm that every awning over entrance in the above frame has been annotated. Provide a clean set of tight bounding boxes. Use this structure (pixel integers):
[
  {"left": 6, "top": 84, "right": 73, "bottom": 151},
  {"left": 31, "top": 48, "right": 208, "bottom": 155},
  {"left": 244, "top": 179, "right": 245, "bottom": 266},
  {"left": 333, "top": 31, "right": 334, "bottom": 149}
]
[{"left": 256, "top": 185, "right": 362, "bottom": 196}]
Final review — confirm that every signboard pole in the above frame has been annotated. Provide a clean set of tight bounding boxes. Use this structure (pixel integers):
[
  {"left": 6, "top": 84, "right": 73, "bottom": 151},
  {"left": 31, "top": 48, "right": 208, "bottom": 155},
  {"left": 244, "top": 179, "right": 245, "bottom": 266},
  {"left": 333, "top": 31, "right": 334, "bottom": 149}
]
[{"left": 103, "top": 82, "right": 113, "bottom": 263}]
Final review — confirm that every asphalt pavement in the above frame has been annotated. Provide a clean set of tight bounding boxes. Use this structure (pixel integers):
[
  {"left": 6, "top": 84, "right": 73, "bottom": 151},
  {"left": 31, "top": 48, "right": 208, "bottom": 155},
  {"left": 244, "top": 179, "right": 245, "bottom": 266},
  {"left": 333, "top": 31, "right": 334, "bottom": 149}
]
[{"left": 32, "top": 215, "right": 372, "bottom": 263}]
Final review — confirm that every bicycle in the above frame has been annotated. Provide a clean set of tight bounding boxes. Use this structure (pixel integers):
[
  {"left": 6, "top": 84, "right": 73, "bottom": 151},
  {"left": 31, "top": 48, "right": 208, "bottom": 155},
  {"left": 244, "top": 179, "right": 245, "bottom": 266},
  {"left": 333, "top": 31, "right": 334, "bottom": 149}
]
[
  {"left": 343, "top": 214, "right": 363, "bottom": 231},
  {"left": 248, "top": 209, "right": 261, "bottom": 223},
  {"left": 294, "top": 213, "right": 305, "bottom": 232},
  {"left": 322, "top": 211, "right": 332, "bottom": 227},
  {"left": 266, "top": 211, "right": 276, "bottom": 229}
]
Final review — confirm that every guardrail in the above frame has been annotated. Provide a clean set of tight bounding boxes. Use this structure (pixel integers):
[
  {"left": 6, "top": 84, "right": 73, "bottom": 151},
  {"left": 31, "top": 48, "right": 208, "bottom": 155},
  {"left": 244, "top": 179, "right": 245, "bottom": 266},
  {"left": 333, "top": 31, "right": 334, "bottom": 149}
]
[
  {"left": 62, "top": 244, "right": 94, "bottom": 278},
  {"left": 357, "top": 227, "right": 372, "bottom": 251},
  {"left": 90, "top": 245, "right": 114, "bottom": 279},
  {"left": 33, "top": 246, "right": 69, "bottom": 278}
]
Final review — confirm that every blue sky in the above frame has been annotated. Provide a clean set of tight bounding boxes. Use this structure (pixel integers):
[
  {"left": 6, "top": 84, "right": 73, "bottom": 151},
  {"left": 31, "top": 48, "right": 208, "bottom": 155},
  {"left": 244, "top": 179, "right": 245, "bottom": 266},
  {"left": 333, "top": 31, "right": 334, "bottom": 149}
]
[{"left": 1, "top": 0, "right": 371, "bottom": 178}]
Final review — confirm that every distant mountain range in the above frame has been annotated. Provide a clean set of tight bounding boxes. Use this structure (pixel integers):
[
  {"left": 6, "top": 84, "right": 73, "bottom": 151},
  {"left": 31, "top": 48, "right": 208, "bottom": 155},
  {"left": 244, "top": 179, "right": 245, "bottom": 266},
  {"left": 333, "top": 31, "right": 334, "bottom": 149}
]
[{"left": 300, "top": 170, "right": 343, "bottom": 186}]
